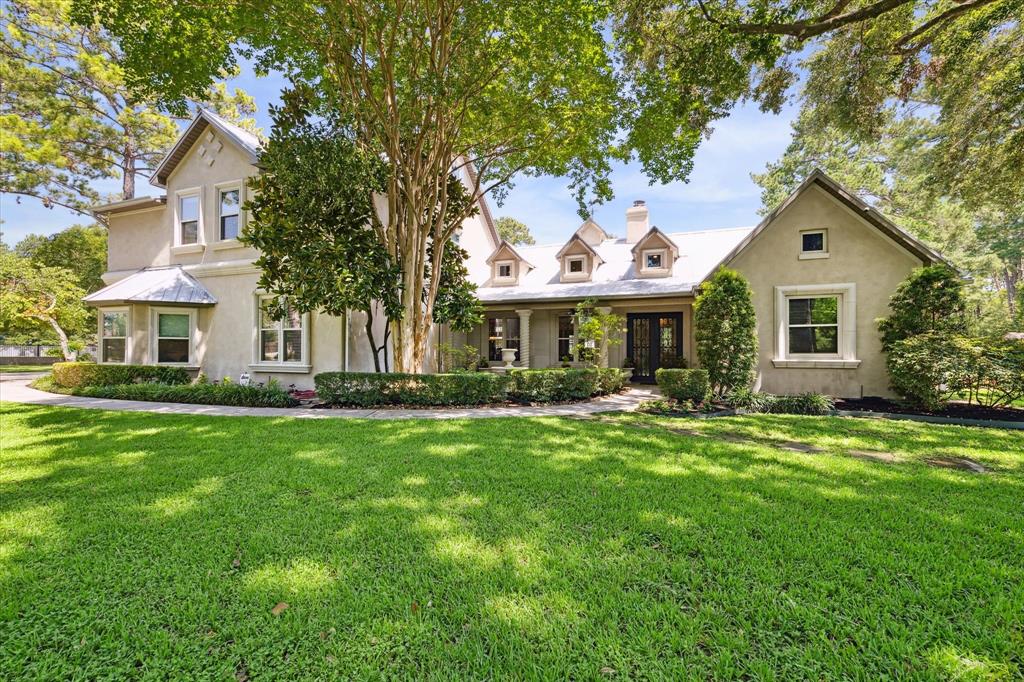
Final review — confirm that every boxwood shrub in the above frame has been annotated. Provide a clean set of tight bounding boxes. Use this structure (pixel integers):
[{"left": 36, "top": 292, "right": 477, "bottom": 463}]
[
  {"left": 36, "top": 376, "right": 297, "bottom": 407},
  {"left": 655, "top": 368, "right": 710, "bottom": 403},
  {"left": 52, "top": 362, "right": 190, "bottom": 388},
  {"left": 315, "top": 368, "right": 626, "bottom": 407}
]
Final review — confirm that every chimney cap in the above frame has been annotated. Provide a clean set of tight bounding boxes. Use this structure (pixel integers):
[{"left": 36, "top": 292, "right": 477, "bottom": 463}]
[{"left": 632, "top": 200, "right": 646, "bottom": 207}]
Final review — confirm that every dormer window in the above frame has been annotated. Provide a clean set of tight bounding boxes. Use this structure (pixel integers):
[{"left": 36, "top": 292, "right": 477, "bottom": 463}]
[
  {"left": 631, "top": 228, "right": 678, "bottom": 279},
  {"left": 567, "top": 257, "right": 585, "bottom": 274},
  {"left": 644, "top": 251, "right": 664, "bottom": 269},
  {"left": 799, "top": 229, "right": 829, "bottom": 259},
  {"left": 487, "top": 243, "right": 530, "bottom": 286},
  {"left": 498, "top": 262, "right": 512, "bottom": 278}
]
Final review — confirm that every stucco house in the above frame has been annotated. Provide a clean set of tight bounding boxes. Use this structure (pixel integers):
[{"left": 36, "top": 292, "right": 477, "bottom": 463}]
[{"left": 87, "top": 110, "right": 950, "bottom": 397}]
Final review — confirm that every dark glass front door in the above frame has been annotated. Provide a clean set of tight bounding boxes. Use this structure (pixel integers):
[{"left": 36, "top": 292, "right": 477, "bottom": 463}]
[{"left": 626, "top": 313, "right": 683, "bottom": 383}]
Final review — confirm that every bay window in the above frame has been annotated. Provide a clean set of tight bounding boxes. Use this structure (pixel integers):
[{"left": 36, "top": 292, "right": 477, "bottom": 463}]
[{"left": 151, "top": 308, "right": 195, "bottom": 364}]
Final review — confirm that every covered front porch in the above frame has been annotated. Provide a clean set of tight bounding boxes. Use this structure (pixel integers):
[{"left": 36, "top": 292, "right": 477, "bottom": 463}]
[{"left": 454, "top": 297, "right": 695, "bottom": 382}]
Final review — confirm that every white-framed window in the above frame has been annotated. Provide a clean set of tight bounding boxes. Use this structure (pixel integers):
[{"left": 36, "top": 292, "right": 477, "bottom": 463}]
[
  {"left": 174, "top": 188, "right": 202, "bottom": 247},
  {"left": 799, "top": 229, "right": 829, "bottom": 259},
  {"left": 217, "top": 184, "right": 241, "bottom": 240},
  {"left": 773, "top": 283, "right": 860, "bottom": 368},
  {"left": 498, "top": 263, "right": 512, "bottom": 278},
  {"left": 253, "top": 295, "right": 309, "bottom": 368},
  {"left": 567, "top": 256, "right": 585, "bottom": 273},
  {"left": 642, "top": 248, "right": 669, "bottom": 271},
  {"left": 787, "top": 296, "right": 839, "bottom": 355},
  {"left": 150, "top": 307, "right": 196, "bottom": 365},
  {"left": 99, "top": 308, "right": 129, "bottom": 363},
  {"left": 487, "top": 316, "right": 520, "bottom": 361}
]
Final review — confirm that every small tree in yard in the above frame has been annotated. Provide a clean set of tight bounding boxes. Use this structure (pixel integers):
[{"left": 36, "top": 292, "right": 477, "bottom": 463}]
[
  {"left": 572, "top": 299, "right": 625, "bottom": 367},
  {"left": 878, "top": 265, "right": 967, "bottom": 350},
  {"left": 0, "top": 251, "right": 89, "bottom": 360},
  {"left": 694, "top": 268, "right": 758, "bottom": 398}
]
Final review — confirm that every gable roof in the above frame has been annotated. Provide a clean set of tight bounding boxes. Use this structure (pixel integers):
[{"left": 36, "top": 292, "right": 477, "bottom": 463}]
[
  {"left": 486, "top": 241, "right": 534, "bottom": 269},
  {"left": 460, "top": 161, "right": 502, "bottom": 249},
  {"left": 84, "top": 266, "right": 217, "bottom": 306},
  {"left": 555, "top": 234, "right": 605, "bottom": 264},
  {"left": 708, "top": 168, "right": 952, "bottom": 280},
  {"left": 630, "top": 226, "right": 680, "bottom": 257},
  {"left": 151, "top": 109, "right": 262, "bottom": 188},
  {"left": 574, "top": 218, "right": 611, "bottom": 244}
]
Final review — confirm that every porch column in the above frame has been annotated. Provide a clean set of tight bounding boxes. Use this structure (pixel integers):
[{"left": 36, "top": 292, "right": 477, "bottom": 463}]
[
  {"left": 515, "top": 309, "right": 533, "bottom": 368},
  {"left": 597, "top": 306, "right": 612, "bottom": 368}
]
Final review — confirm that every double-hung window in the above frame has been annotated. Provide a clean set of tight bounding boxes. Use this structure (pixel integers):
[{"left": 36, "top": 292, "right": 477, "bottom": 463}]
[
  {"left": 100, "top": 310, "right": 128, "bottom": 363},
  {"left": 153, "top": 309, "right": 194, "bottom": 364},
  {"left": 178, "top": 194, "right": 200, "bottom": 245},
  {"left": 257, "top": 296, "right": 306, "bottom": 365},
  {"left": 487, "top": 317, "right": 520, "bottom": 361},
  {"left": 219, "top": 188, "right": 240, "bottom": 240},
  {"left": 787, "top": 296, "right": 839, "bottom": 355}
]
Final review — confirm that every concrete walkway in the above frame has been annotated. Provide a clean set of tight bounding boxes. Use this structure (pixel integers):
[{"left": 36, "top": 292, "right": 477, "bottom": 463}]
[{"left": 0, "top": 378, "right": 659, "bottom": 420}]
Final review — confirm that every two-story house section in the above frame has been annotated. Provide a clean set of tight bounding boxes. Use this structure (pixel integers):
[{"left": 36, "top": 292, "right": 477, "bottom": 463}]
[{"left": 85, "top": 110, "right": 500, "bottom": 386}]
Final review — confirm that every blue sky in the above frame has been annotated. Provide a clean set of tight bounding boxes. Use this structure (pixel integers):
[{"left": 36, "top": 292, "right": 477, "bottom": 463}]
[{"left": 0, "top": 65, "right": 799, "bottom": 246}]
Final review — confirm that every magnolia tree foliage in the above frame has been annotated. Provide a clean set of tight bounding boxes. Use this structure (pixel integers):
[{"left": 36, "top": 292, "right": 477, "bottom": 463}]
[
  {"left": 0, "top": 250, "right": 89, "bottom": 360},
  {"left": 694, "top": 268, "right": 758, "bottom": 397},
  {"left": 242, "top": 103, "right": 482, "bottom": 372},
  {"left": 877, "top": 265, "right": 968, "bottom": 351}
]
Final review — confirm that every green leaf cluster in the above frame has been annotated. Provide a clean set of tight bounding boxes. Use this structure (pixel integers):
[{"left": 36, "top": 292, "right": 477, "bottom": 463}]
[{"left": 694, "top": 267, "right": 758, "bottom": 397}]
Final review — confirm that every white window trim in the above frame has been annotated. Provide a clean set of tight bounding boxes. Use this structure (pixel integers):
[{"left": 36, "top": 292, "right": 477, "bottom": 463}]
[
  {"left": 641, "top": 248, "right": 669, "bottom": 272},
  {"left": 172, "top": 186, "right": 205, "bottom": 253},
  {"left": 98, "top": 307, "right": 131, "bottom": 364},
  {"left": 214, "top": 179, "right": 244, "bottom": 245},
  {"left": 564, "top": 255, "right": 587, "bottom": 274},
  {"left": 494, "top": 259, "right": 516, "bottom": 284},
  {"left": 149, "top": 307, "right": 199, "bottom": 367},
  {"left": 773, "top": 283, "right": 860, "bottom": 368},
  {"left": 249, "top": 293, "right": 312, "bottom": 373},
  {"left": 799, "top": 229, "right": 829, "bottom": 260}
]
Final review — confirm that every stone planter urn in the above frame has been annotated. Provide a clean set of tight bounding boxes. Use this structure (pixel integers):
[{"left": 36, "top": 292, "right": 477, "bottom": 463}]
[
  {"left": 621, "top": 367, "right": 634, "bottom": 382},
  {"left": 500, "top": 347, "right": 517, "bottom": 368}
]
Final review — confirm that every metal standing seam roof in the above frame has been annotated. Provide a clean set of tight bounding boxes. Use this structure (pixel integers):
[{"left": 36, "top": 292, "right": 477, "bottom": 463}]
[
  {"left": 84, "top": 266, "right": 218, "bottom": 306},
  {"left": 474, "top": 226, "right": 755, "bottom": 303}
]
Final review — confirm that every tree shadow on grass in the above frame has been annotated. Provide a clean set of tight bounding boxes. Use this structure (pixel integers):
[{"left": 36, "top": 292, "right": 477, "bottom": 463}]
[{"left": 1, "top": 403, "right": 1022, "bottom": 679}]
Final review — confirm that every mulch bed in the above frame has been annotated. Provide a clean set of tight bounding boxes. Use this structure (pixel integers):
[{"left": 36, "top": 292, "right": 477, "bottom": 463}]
[{"left": 835, "top": 397, "right": 1024, "bottom": 423}]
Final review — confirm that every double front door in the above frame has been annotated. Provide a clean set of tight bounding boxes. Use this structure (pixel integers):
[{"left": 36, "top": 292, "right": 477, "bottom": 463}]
[{"left": 626, "top": 312, "right": 684, "bottom": 383}]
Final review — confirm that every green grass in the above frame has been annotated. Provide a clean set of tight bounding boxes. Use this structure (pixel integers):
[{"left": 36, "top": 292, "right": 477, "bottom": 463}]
[
  {"left": 0, "top": 364, "right": 52, "bottom": 373},
  {"left": 2, "top": 404, "right": 1022, "bottom": 680}
]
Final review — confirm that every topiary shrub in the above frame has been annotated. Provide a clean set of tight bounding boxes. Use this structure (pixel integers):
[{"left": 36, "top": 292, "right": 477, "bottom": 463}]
[
  {"left": 694, "top": 267, "right": 758, "bottom": 397},
  {"left": 878, "top": 265, "right": 967, "bottom": 351},
  {"left": 655, "top": 368, "right": 709, "bottom": 403},
  {"left": 505, "top": 368, "right": 624, "bottom": 403},
  {"left": 52, "top": 362, "right": 190, "bottom": 388}
]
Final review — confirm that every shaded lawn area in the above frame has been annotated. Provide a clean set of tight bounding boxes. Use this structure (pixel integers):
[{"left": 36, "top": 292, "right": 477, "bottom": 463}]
[
  {"left": 1, "top": 404, "right": 1022, "bottom": 680},
  {"left": 0, "top": 365, "right": 51, "bottom": 373}
]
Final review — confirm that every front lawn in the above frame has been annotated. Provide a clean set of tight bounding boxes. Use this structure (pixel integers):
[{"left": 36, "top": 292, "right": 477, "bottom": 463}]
[
  {"left": 1, "top": 404, "right": 1021, "bottom": 679},
  {"left": 0, "top": 364, "right": 52, "bottom": 373}
]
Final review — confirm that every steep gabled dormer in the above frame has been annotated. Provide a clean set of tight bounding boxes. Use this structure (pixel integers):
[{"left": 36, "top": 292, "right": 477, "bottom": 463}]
[
  {"left": 485, "top": 241, "right": 533, "bottom": 286},
  {"left": 574, "top": 217, "right": 611, "bottom": 246},
  {"left": 555, "top": 235, "right": 604, "bottom": 283},
  {"left": 631, "top": 227, "right": 679, "bottom": 278}
]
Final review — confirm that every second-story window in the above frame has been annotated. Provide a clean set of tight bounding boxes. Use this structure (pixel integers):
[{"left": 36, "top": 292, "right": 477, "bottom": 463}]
[
  {"left": 219, "top": 189, "right": 240, "bottom": 240},
  {"left": 179, "top": 195, "right": 199, "bottom": 245}
]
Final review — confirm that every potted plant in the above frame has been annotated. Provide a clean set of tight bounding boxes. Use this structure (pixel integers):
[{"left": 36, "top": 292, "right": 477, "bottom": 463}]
[
  {"left": 621, "top": 357, "right": 635, "bottom": 381},
  {"left": 500, "top": 347, "right": 517, "bottom": 368}
]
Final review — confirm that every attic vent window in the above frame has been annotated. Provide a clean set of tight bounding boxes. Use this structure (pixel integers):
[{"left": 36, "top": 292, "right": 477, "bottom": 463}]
[{"left": 800, "top": 229, "right": 829, "bottom": 259}]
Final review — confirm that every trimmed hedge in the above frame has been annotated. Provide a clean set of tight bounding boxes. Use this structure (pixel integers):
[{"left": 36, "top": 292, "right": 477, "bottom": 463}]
[
  {"left": 315, "top": 368, "right": 626, "bottom": 407},
  {"left": 52, "top": 362, "right": 190, "bottom": 388},
  {"left": 656, "top": 368, "right": 709, "bottom": 403},
  {"left": 36, "top": 376, "right": 297, "bottom": 408}
]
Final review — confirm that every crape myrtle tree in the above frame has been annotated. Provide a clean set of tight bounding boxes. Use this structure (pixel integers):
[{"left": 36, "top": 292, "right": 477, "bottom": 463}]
[
  {"left": 693, "top": 268, "right": 758, "bottom": 398},
  {"left": 242, "top": 94, "right": 482, "bottom": 372},
  {"left": 71, "top": 0, "right": 703, "bottom": 373}
]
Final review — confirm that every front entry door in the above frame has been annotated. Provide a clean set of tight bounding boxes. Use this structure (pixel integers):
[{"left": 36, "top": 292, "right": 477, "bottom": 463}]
[{"left": 626, "top": 313, "right": 683, "bottom": 383}]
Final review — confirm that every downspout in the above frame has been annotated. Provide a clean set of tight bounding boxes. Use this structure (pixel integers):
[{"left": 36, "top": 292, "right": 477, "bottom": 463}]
[{"left": 343, "top": 310, "right": 349, "bottom": 371}]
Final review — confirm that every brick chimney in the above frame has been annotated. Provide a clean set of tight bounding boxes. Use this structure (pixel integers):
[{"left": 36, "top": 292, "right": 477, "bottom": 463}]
[{"left": 626, "top": 200, "right": 649, "bottom": 243}]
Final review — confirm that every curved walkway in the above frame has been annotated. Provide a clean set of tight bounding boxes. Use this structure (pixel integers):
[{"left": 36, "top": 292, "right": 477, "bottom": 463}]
[{"left": 0, "top": 378, "right": 658, "bottom": 420}]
